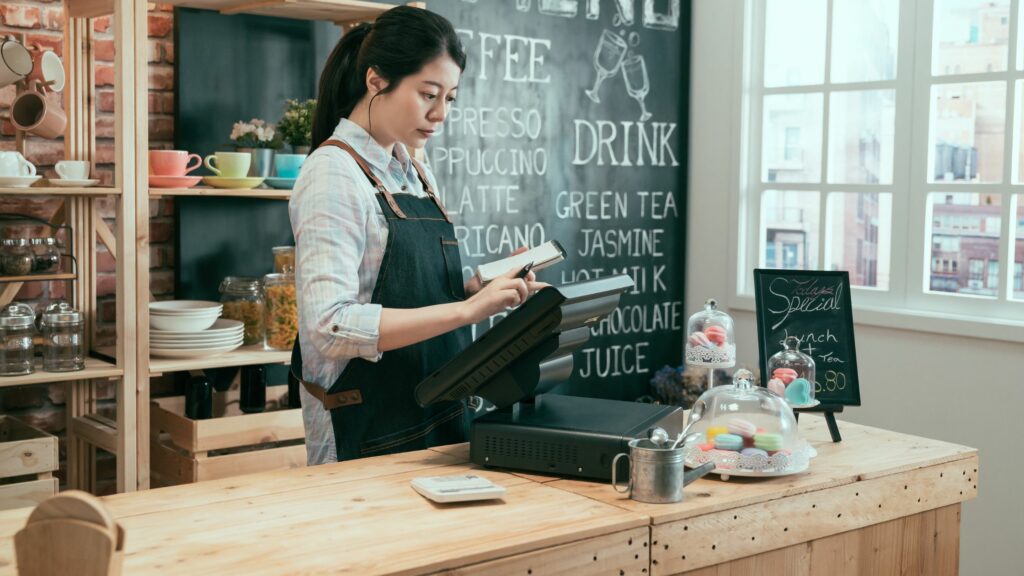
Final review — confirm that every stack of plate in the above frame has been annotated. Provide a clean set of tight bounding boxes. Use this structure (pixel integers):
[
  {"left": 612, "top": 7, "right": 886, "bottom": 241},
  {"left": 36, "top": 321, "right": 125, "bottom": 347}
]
[{"left": 150, "top": 301, "right": 243, "bottom": 358}]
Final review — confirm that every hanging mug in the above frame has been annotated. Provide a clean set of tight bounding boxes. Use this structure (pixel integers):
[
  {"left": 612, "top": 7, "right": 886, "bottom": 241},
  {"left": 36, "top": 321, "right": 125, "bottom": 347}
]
[
  {"left": 0, "top": 38, "right": 33, "bottom": 89},
  {"left": 24, "top": 48, "right": 65, "bottom": 93},
  {"left": 11, "top": 81, "right": 67, "bottom": 139}
]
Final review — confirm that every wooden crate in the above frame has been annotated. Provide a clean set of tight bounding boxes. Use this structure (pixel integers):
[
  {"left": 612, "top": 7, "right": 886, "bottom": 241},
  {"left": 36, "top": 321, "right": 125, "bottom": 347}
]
[
  {"left": 0, "top": 416, "right": 59, "bottom": 511},
  {"left": 150, "top": 384, "right": 306, "bottom": 485}
]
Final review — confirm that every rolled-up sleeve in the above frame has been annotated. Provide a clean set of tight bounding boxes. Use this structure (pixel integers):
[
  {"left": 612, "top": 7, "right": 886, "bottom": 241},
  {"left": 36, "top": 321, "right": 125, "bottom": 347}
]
[{"left": 290, "top": 151, "right": 384, "bottom": 364}]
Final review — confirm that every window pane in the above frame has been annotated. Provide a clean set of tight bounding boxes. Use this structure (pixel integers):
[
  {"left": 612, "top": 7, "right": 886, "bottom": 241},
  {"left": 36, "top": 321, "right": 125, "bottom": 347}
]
[
  {"left": 762, "top": 93, "right": 824, "bottom": 183},
  {"left": 1013, "top": 196, "right": 1024, "bottom": 299},
  {"left": 927, "top": 192, "right": 1002, "bottom": 297},
  {"left": 764, "top": 0, "right": 826, "bottom": 87},
  {"left": 929, "top": 82, "right": 1006, "bottom": 183},
  {"left": 762, "top": 190, "right": 820, "bottom": 270},
  {"left": 1014, "top": 80, "right": 1024, "bottom": 183},
  {"left": 825, "top": 193, "right": 892, "bottom": 289},
  {"left": 831, "top": 0, "right": 900, "bottom": 83},
  {"left": 933, "top": 0, "right": 1010, "bottom": 76},
  {"left": 828, "top": 90, "right": 896, "bottom": 184}
]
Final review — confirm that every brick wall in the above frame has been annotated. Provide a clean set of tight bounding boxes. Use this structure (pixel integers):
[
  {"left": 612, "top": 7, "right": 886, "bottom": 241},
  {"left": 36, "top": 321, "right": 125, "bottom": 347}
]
[{"left": 0, "top": 3, "right": 177, "bottom": 493}]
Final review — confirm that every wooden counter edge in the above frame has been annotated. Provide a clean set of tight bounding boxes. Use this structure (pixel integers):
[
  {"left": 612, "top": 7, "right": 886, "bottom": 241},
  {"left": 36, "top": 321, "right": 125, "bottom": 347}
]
[{"left": 650, "top": 453, "right": 979, "bottom": 574}]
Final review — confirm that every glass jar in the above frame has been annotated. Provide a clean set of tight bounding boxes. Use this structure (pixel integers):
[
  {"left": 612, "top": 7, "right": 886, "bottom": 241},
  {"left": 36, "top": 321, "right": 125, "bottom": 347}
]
[
  {"left": 0, "top": 303, "right": 35, "bottom": 376},
  {"left": 30, "top": 237, "right": 61, "bottom": 273},
  {"left": 684, "top": 298, "right": 736, "bottom": 369},
  {"left": 272, "top": 246, "right": 295, "bottom": 274},
  {"left": 766, "top": 336, "right": 818, "bottom": 408},
  {"left": 41, "top": 303, "right": 84, "bottom": 372},
  {"left": 2, "top": 239, "right": 34, "bottom": 276},
  {"left": 219, "top": 276, "right": 264, "bottom": 346},
  {"left": 263, "top": 272, "right": 297, "bottom": 351}
]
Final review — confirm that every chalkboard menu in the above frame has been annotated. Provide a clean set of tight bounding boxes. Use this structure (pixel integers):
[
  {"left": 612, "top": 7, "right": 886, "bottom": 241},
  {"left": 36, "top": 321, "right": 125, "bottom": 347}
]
[
  {"left": 176, "top": 1, "right": 691, "bottom": 402},
  {"left": 753, "top": 269, "right": 861, "bottom": 406},
  {"left": 428, "top": 0, "right": 691, "bottom": 401}
]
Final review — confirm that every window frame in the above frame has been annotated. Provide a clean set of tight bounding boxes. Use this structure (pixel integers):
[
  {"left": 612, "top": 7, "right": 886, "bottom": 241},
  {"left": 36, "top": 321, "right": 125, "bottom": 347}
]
[{"left": 734, "top": 0, "right": 1024, "bottom": 327}]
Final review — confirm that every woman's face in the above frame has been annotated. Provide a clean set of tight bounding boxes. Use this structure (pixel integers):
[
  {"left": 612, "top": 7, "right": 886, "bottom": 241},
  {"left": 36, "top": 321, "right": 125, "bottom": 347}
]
[{"left": 369, "top": 54, "right": 462, "bottom": 150}]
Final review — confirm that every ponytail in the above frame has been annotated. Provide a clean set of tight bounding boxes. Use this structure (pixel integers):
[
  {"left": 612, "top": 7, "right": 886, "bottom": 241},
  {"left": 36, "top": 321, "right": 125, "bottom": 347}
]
[{"left": 311, "top": 6, "right": 466, "bottom": 149}]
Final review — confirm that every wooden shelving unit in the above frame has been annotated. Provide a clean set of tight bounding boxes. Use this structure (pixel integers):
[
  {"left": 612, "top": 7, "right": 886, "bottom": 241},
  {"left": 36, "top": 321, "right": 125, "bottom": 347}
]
[
  {"left": 0, "top": 186, "right": 121, "bottom": 196},
  {"left": 159, "top": 0, "right": 395, "bottom": 23},
  {"left": 0, "top": 358, "right": 122, "bottom": 389},
  {"left": 0, "top": 273, "right": 77, "bottom": 283},
  {"left": 148, "top": 346, "right": 290, "bottom": 375}
]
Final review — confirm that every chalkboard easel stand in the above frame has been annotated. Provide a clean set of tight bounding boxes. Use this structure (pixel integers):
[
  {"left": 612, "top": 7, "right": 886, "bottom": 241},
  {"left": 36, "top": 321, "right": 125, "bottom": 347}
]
[{"left": 793, "top": 404, "right": 844, "bottom": 443}]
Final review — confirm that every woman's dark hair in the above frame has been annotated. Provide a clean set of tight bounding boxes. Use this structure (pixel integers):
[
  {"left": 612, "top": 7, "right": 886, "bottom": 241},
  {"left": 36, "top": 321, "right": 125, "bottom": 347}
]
[{"left": 312, "top": 6, "right": 467, "bottom": 148}]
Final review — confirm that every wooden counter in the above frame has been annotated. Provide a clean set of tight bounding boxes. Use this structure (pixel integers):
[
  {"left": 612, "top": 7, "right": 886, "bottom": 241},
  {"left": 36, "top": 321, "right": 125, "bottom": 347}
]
[{"left": 0, "top": 416, "right": 977, "bottom": 575}]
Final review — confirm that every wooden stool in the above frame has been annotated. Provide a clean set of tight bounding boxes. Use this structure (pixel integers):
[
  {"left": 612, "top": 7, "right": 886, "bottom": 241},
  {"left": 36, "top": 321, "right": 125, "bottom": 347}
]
[{"left": 14, "top": 490, "right": 124, "bottom": 576}]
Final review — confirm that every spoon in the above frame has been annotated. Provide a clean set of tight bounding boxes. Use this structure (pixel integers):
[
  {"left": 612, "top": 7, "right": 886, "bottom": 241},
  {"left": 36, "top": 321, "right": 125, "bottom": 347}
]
[
  {"left": 670, "top": 402, "right": 705, "bottom": 450},
  {"left": 647, "top": 427, "right": 670, "bottom": 447}
]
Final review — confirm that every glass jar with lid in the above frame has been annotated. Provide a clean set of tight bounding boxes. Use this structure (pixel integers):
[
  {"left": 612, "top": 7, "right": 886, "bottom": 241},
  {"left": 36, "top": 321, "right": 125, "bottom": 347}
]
[
  {"left": 0, "top": 302, "right": 35, "bottom": 376},
  {"left": 272, "top": 246, "right": 295, "bottom": 274},
  {"left": 263, "top": 272, "right": 297, "bottom": 351},
  {"left": 30, "top": 237, "right": 61, "bottom": 273},
  {"left": 42, "top": 302, "right": 84, "bottom": 372},
  {"left": 684, "top": 298, "right": 736, "bottom": 369},
  {"left": 766, "top": 336, "right": 818, "bottom": 408},
  {"left": 219, "top": 276, "right": 264, "bottom": 346},
  {"left": 682, "top": 369, "right": 816, "bottom": 479},
  {"left": 2, "top": 239, "right": 33, "bottom": 276}
]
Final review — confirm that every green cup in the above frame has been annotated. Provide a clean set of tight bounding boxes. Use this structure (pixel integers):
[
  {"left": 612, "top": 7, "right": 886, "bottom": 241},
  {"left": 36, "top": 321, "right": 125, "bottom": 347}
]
[{"left": 204, "top": 151, "right": 251, "bottom": 178}]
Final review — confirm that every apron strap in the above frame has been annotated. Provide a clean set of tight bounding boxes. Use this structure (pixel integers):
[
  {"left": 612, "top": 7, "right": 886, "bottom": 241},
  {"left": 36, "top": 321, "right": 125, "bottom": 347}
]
[
  {"left": 319, "top": 138, "right": 407, "bottom": 219},
  {"left": 410, "top": 156, "right": 453, "bottom": 224},
  {"left": 290, "top": 340, "right": 365, "bottom": 410}
]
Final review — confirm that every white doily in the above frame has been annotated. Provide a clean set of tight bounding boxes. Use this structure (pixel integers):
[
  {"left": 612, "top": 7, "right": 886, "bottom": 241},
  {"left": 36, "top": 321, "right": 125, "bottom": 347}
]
[
  {"left": 685, "top": 343, "right": 735, "bottom": 367},
  {"left": 685, "top": 443, "right": 812, "bottom": 475}
]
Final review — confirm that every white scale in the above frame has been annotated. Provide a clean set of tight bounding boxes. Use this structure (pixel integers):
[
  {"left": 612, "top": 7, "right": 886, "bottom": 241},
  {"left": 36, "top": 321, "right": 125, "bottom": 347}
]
[{"left": 410, "top": 474, "right": 507, "bottom": 503}]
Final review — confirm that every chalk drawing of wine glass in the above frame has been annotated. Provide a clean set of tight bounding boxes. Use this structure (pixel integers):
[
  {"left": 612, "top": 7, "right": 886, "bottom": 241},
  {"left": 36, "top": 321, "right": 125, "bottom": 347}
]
[
  {"left": 516, "top": 0, "right": 531, "bottom": 10},
  {"left": 585, "top": 30, "right": 628, "bottom": 104},
  {"left": 622, "top": 53, "right": 652, "bottom": 122}
]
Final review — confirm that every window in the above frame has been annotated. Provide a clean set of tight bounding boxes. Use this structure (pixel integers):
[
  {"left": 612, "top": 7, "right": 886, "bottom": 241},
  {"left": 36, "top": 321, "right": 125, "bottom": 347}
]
[{"left": 742, "top": 0, "right": 1024, "bottom": 320}]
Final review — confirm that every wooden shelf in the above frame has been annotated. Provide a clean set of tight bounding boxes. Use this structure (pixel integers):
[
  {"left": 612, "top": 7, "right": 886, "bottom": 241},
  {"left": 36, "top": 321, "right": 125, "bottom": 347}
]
[
  {"left": 0, "top": 272, "right": 76, "bottom": 283},
  {"left": 0, "top": 186, "right": 121, "bottom": 196},
  {"left": 0, "top": 357, "right": 122, "bottom": 388},
  {"left": 160, "top": 0, "right": 394, "bottom": 23},
  {"left": 149, "top": 345, "right": 291, "bottom": 375},
  {"left": 149, "top": 187, "right": 290, "bottom": 200},
  {"left": 70, "top": 413, "right": 118, "bottom": 454}
]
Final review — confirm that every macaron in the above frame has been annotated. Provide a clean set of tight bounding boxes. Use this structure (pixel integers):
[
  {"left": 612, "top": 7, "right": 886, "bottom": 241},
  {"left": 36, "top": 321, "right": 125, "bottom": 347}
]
[
  {"left": 698, "top": 442, "right": 715, "bottom": 451},
  {"left": 740, "top": 447, "right": 768, "bottom": 458},
  {"left": 767, "top": 378, "right": 786, "bottom": 396},
  {"left": 705, "top": 426, "right": 729, "bottom": 442},
  {"left": 705, "top": 325, "right": 728, "bottom": 346},
  {"left": 785, "top": 378, "right": 812, "bottom": 405},
  {"left": 688, "top": 331, "right": 714, "bottom": 348},
  {"left": 727, "top": 418, "right": 757, "bottom": 438},
  {"left": 772, "top": 368, "right": 798, "bottom": 384},
  {"left": 754, "top": 433, "right": 783, "bottom": 452},
  {"left": 714, "top": 433, "right": 743, "bottom": 451}
]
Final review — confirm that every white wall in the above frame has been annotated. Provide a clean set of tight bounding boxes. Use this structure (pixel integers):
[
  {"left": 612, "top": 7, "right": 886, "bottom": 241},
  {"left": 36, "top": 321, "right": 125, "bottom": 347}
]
[{"left": 688, "top": 1, "right": 1022, "bottom": 573}]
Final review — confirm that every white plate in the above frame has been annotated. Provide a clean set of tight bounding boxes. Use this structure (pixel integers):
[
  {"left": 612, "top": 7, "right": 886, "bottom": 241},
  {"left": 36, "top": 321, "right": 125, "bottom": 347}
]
[
  {"left": 150, "top": 342, "right": 242, "bottom": 358},
  {"left": 789, "top": 399, "right": 821, "bottom": 409},
  {"left": 0, "top": 176, "right": 42, "bottom": 188},
  {"left": 705, "top": 461, "right": 810, "bottom": 479},
  {"left": 150, "top": 310, "right": 222, "bottom": 317},
  {"left": 150, "top": 337, "right": 243, "bottom": 349},
  {"left": 150, "top": 300, "right": 222, "bottom": 313},
  {"left": 48, "top": 178, "right": 100, "bottom": 187},
  {"left": 151, "top": 319, "right": 244, "bottom": 338}
]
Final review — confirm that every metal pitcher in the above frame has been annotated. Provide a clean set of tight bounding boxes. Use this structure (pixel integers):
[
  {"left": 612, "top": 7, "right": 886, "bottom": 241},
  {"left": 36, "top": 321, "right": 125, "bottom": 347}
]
[{"left": 611, "top": 438, "right": 715, "bottom": 504}]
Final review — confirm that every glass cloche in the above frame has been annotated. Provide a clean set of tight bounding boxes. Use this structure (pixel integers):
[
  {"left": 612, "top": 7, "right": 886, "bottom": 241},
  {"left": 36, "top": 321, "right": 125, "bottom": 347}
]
[
  {"left": 766, "top": 336, "right": 818, "bottom": 408},
  {"left": 684, "top": 298, "right": 735, "bottom": 369},
  {"left": 683, "top": 369, "right": 815, "bottom": 479}
]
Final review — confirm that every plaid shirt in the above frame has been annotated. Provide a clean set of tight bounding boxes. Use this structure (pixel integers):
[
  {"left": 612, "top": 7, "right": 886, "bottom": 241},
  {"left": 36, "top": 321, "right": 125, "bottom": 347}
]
[{"left": 289, "top": 118, "right": 438, "bottom": 465}]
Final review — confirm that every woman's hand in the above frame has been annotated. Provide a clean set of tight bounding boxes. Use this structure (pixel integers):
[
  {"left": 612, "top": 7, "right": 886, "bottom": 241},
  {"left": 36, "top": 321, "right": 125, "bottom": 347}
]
[
  {"left": 464, "top": 245, "right": 528, "bottom": 297},
  {"left": 461, "top": 266, "right": 548, "bottom": 325}
]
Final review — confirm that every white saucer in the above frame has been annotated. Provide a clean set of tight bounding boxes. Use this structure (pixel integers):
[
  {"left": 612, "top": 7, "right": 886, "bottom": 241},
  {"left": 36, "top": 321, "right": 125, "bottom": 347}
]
[
  {"left": 49, "top": 178, "right": 100, "bottom": 188},
  {"left": 0, "top": 176, "right": 42, "bottom": 188}
]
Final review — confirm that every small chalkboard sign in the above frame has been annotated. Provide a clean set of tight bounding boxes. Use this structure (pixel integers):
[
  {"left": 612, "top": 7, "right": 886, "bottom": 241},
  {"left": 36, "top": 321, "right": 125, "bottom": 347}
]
[{"left": 753, "top": 269, "right": 861, "bottom": 409}]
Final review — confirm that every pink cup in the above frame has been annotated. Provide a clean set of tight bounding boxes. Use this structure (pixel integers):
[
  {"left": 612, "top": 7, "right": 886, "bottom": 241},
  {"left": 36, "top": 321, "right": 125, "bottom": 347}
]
[{"left": 149, "top": 150, "right": 202, "bottom": 176}]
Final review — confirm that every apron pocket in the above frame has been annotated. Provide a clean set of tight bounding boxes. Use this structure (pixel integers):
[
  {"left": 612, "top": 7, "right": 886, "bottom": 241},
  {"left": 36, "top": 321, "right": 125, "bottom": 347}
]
[
  {"left": 359, "top": 402, "right": 465, "bottom": 456},
  {"left": 440, "top": 238, "right": 466, "bottom": 301}
]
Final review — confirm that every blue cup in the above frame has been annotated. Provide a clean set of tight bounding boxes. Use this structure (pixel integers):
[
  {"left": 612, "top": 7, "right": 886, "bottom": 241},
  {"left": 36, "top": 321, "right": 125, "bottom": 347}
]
[{"left": 274, "top": 153, "right": 307, "bottom": 179}]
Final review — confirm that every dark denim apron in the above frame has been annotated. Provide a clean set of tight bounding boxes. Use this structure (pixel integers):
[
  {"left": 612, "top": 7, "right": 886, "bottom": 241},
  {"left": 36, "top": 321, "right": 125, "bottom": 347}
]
[{"left": 291, "top": 139, "right": 471, "bottom": 461}]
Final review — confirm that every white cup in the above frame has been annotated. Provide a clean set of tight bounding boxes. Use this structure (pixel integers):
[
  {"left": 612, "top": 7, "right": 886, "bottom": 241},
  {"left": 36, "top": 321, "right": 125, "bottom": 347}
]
[
  {"left": 0, "top": 152, "right": 36, "bottom": 177},
  {"left": 0, "top": 39, "right": 33, "bottom": 89},
  {"left": 55, "top": 160, "right": 90, "bottom": 180}
]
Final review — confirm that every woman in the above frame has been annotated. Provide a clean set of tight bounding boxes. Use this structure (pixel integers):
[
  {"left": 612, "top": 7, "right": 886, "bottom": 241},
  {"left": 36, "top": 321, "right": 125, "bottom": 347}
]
[{"left": 289, "top": 6, "right": 544, "bottom": 465}]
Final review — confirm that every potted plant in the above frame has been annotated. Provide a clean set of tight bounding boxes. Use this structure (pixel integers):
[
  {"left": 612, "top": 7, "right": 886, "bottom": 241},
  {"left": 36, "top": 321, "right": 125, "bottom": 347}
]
[
  {"left": 277, "top": 99, "right": 316, "bottom": 154},
  {"left": 230, "top": 118, "right": 282, "bottom": 178}
]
